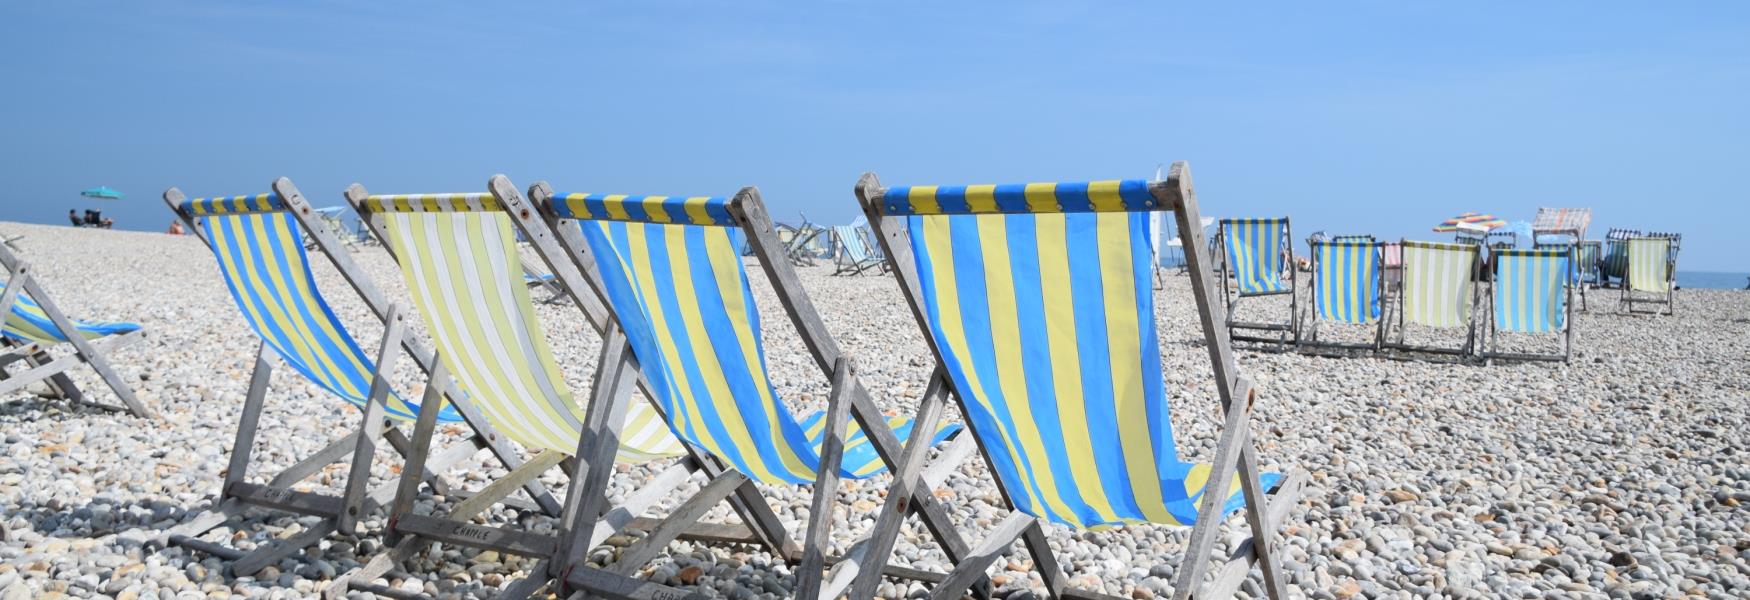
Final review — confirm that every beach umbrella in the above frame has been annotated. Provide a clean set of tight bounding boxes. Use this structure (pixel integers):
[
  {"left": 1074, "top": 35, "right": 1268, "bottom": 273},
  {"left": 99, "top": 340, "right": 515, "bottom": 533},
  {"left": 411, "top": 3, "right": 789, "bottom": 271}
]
[
  {"left": 79, "top": 186, "right": 124, "bottom": 200},
  {"left": 1432, "top": 212, "right": 1505, "bottom": 233}
]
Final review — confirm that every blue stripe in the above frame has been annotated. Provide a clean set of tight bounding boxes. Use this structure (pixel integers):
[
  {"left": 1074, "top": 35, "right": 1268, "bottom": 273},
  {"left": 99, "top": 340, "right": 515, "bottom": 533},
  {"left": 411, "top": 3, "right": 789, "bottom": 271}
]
[{"left": 1063, "top": 215, "right": 1137, "bottom": 519}]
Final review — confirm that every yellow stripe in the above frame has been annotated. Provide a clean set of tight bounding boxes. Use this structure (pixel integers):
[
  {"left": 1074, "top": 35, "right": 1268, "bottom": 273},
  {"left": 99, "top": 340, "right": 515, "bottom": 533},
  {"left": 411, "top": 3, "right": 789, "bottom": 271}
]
[
  {"left": 643, "top": 196, "right": 672, "bottom": 224},
  {"left": 683, "top": 197, "right": 714, "bottom": 226},
  {"left": 1087, "top": 181, "right": 1124, "bottom": 212},
  {"left": 1023, "top": 183, "right": 1058, "bottom": 213},
  {"left": 1033, "top": 214, "right": 1117, "bottom": 524},
  {"left": 965, "top": 185, "right": 998, "bottom": 213},
  {"left": 605, "top": 195, "right": 632, "bottom": 221},
  {"left": 566, "top": 194, "right": 593, "bottom": 219},
  {"left": 909, "top": 186, "right": 940, "bottom": 214},
  {"left": 1096, "top": 213, "right": 1168, "bottom": 523}
]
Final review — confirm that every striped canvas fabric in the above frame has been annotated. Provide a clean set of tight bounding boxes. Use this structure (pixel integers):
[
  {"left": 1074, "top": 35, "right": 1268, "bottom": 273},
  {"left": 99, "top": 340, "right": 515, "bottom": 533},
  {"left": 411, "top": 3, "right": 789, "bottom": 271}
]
[
  {"left": 1221, "top": 218, "right": 1290, "bottom": 295},
  {"left": 368, "top": 194, "right": 685, "bottom": 462},
  {"left": 880, "top": 180, "right": 1279, "bottom": 530},
  {"left": 1576, "top": 242, "right": 1601, "bottom": 284},
  {"left": 833, "top": 226, "right": 872, "bottom": 263},
  {"left": 1400, "top": 241, "right": 1477, "bottom": 328},
  {"left": 1312, "top": 241, "right": 1381, "bottom": 324},
  {"left": 1628, "top": 238, "right": 1672, "bottom": 293},
  {"left": 555, "top": 193, "right": 958, "bottom": 485},
  {"left": 0, "top": 287, "right": 139, "bottom": 346},
  {"left": 1493, "top": 250, "right": 1569, "bottom": 333},
  {"left": 183, "top": 194, "right": 458, "bottom": 423}
]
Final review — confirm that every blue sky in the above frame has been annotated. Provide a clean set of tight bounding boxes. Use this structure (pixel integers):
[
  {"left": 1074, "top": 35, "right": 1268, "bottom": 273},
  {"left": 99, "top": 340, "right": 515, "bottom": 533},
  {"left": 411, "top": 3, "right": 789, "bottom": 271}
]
[{"left": 3, "top": 2, "right": 1746, "bottom": 270}]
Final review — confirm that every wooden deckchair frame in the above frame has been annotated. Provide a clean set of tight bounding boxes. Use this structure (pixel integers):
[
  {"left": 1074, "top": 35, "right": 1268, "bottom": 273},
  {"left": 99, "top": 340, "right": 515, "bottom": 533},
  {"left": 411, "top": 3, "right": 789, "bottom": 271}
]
[
  {"left": 512, "top": 177, "right": 988, "bottom": 600},
  {"left": 1381, "top": 240, "right": 1482, "bottom": 360},
  {"left": 830, "top": 225, "right": 882, "bottom": 276},
  {"left": 1298, "top": 239, "right": 1385, "bottom": 356},
  {"left": 160, "top": 180, "right": 564, "bottom": 578},
  {"left": 1617, "top": 235, "right": 1679, "bottom": 316},
  {"left": 855, "top": 162, "right": 1307, "bottom": 600},
  {"left": 1216, "top": 218, "right": 1300, "bottom": 351},
  {"left": 333, "top": 181, "right": 826, "bottom": 600},
  {"left": 0, "top": 243, "right": 150, "bottom": 417},
  {"left": 1483, "top": 247, "right": 1575, "bottom": 364}
]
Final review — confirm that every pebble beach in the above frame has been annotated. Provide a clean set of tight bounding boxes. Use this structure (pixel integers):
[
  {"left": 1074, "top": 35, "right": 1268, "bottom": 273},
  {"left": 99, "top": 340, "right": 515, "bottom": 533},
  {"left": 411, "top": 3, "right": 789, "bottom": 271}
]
[{"left": 2, "top": 221, "right": 1747, "bottom": 600}]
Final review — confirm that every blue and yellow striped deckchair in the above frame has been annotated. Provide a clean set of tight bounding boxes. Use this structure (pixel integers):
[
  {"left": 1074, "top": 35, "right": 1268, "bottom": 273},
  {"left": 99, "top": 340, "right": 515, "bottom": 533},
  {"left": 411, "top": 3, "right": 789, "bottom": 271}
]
[
  {"left": 1218, "top": 218, "right": 1299, "bottom": 348},
  {"left": 1485, "top": 249, "right": 1573, "bottom": 362},
  {"left": 830, "top": 224, "right": 881, "bottom": 275},
  {"left": 180, "top": 193, "right": 461, "bottom": 423},
  {"left": 1384, "top": 240, "right": 1481, "bottom": 357},
  {"left": 513, "top": 178, "right": 982, "bottom": 599},
  {"left": 0, "top": 242, "right": 148, "bottom": 417},
  {"left": 546, "top": 192, "right": 958, "bottom": 483},
  {"left": 856, "top": 165, "right": 1304, "bottom": 600},
  {"left": 1303, "top": 239, "right": 1383, "bottom": 352}
]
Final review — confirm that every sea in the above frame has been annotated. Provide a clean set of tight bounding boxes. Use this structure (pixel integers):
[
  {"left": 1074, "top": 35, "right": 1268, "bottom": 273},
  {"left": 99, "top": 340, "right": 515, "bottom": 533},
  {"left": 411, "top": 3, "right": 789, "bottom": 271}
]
[{"left": 1676, "top": 271, "right": 1750, "bottom": 290}]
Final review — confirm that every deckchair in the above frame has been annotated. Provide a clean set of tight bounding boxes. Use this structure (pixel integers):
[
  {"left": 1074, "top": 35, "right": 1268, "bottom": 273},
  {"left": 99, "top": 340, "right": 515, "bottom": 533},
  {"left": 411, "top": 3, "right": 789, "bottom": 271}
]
[
  {"left": 159, "top": 182, "right": 568, "bottom": 577},
  {"left": 830, "top": 224, "right": 882, "bottom": 275},
  {"left": 1217, "top": 218, "right": 1299, "bottom": 349},
  {"left": 1484, "top": 248, "right": 1574, "bottom": 363},
  {"left": 1382, "top": 240, "right": 1481, "bottom": 358},
  {"left": 853, "top": 163, "right": 1307, "bottom": 600},
  {"left": 0, "top": 243, "right": 149, "bottom": 417},
  {"left": 1301, "top": 239, "right": 1384, "bottom": 354},
  {"left": 1600, "top": 228, "right": 1637, "bottom": 288},
  {"left": 325, "top": 187, "right": 711, "bottom": 597},
  {"left": 514, "top": 177, "right": 980, "bottom": 599},
  {"left": 1622, "top": 236, "right": 1678, "bottom": 315}
]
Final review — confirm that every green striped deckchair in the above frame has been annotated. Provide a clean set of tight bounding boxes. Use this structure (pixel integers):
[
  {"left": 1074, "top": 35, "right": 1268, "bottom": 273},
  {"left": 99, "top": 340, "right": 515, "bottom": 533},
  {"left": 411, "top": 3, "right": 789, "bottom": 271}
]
[
  {"left": 1484, "top": 248, "right": 1574, "bottom": 363},
  {"left": 1623, "top": 236, "right": 1677, "bottom": 315},
  {"left": 831, "top": 224, "right": 882, "bottom": 275},
  {"left": 159, "top": 182, "right": 568, "bottom": 577},
  {"left": 1217, "top": 218, "right": 1299, "bottom": 349},
  {"left": 0, "top": 243, "right": 148, "bottom": 416},
  {"left": 335, "top": 186, "right": 739, "bottom": 598},
  {"left": 1302, "top": 239, "right": 1384, "bottom": 353},
  {"left": 510, "top": 177, "right": 977, "bottom": 599},
  {"left": 854, "top": 163, "right": 1306, "bottom": 600},
  {"left": 1384, "top": 240, "right": 1481, "bottom": 357}
]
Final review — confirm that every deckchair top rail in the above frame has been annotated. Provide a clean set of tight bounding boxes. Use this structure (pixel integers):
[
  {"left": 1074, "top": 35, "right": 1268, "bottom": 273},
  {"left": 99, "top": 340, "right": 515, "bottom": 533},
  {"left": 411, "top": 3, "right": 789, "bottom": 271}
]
[
  {"left": 547, "top": 192, "right": 735, "bottom": 227},
  {"left": 1220, "top": 217, "right": 1289, "bottom": 227},
  {"left": 1400, "top": 240, "right": 1480, "bottom": 253},
  {"left": 362, "top": 193, "right": 500, "bottom": 214},
  {"left": 1494, "top": 248, "right": 1574, "bottom": 259},
  {"left": 867, "top": 180, "right": 1174, "bottom": 216},
  {"left": 182, "top": 193, "right": 286, "bottom": 216}
]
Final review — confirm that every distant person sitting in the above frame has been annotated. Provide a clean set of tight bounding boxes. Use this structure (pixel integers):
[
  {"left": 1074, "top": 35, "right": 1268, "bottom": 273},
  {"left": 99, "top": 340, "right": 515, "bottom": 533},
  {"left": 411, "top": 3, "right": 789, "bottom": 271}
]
[
  {"left": 167, "top": 220, "right": 184, "bottom": 235},
  {"left": 69, "top": 210, "right": 84, "bottom": 227},
  {"left": 84, "top": 210, "right": 113, "bottom": 229}
]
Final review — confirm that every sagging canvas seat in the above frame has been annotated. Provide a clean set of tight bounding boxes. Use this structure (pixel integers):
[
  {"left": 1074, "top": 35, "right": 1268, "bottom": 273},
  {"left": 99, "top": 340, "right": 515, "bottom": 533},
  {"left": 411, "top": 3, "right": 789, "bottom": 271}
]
[
  {"left": 1484, "top": 248, "right": 1574, "bottom": 363},
  {"left": 1302, "top": 239, "right": 1384, "bottom": 353},
  {"left": 1623, "top": 236, "right": 1677, "bottom": 315},
  {"left": 1383, "top": 240, "right": 1481, "bottom": 358},
  {"left": 854, "top": 164, "right": 1305, "bottom": 600},
  {"left": 0, "top": 242, "right": 149, "bottom": 417}
]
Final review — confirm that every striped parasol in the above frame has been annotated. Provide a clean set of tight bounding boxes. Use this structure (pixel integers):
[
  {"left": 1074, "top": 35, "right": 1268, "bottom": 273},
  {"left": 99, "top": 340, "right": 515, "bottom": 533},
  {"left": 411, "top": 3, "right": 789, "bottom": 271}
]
[{"left": 1432, "top": 212, "right": 1506, "bottom": 233}]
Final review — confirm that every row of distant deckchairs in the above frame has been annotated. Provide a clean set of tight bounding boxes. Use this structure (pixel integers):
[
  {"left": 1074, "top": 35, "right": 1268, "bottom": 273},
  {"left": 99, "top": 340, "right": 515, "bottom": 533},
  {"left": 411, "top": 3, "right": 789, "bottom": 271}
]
[
  {"left": 1212, "top": 218, "right": 1618, "bottom": 363},
  {"left": 151, "top": 162, "right": 1301, "bottom": 600}
]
